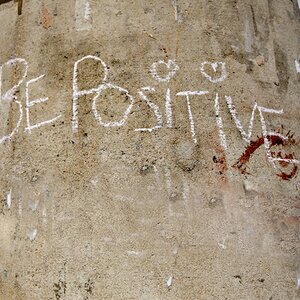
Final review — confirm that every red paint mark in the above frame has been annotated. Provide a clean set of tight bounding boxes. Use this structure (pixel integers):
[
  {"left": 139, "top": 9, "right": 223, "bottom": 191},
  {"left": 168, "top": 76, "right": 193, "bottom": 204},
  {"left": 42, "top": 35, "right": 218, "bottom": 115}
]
[
  {"left": 272, "top": 151, "right": 298, "bottom": 180},
  {"left": 234, "top": 132, "right": 298, "bottom": 180}
]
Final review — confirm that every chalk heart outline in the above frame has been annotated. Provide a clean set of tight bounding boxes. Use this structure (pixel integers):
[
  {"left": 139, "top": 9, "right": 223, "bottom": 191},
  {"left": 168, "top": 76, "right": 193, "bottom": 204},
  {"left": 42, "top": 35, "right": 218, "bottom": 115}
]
[
  {"left": 150, "top": 60, "right": 179, "bottom": 83},
  {"left": 200, "top": 61, "right": 228, "bottom": 83}
]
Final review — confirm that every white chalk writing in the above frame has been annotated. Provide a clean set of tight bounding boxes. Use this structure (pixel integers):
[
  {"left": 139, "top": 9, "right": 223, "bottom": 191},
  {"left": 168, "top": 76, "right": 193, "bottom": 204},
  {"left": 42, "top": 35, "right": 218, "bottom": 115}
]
[
  {"left": 225, "top": 96, "right": 257, "bottom": 144},
  {"left": 177, "top": 91, "right": 209, "bottom": 144},
  {"left": 214, "top": 93, "right": 227, "bottom": 150},
  {"left": 72, "top": 55, "right": 109, "bottom": 131},
  {"left": 0, "top": 55, "right": 298, "bottom": 173},
  {"left": 0, "top": 58, "right": 27, "bottom": 143},
  {"left": 135, "top": 87, "right": 163, "bottom": 132},
  {"left": 25, "top": 75, "right": 61, "bottom": 133},
  {"left": 92, "top": 83, "right": 134, "bottom": 127}
]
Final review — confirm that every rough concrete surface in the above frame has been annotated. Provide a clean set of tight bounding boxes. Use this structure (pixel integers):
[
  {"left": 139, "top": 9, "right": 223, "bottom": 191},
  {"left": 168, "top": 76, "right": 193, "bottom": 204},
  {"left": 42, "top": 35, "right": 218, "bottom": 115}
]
[{"left": 0, "top": 0, "right": 300, "bottom": 299}]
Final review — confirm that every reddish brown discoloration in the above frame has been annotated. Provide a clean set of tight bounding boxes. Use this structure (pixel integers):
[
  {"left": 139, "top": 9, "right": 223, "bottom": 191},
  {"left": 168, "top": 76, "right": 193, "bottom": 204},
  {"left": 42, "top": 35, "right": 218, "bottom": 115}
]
[
  {"left": 284, "top": 216, "right": 300, "bottom": 227},
  {"left": 234, "top": 132, "right": 298, "bottom": 180},
  {"left": 206, "top": 131, "right": 229, "bottom": 184},
  {"left": 213, "top": 146, "right": 228, "bottom": 183},
  {"left": 41, "top": 2, "right": 52, "bottom": 29}
]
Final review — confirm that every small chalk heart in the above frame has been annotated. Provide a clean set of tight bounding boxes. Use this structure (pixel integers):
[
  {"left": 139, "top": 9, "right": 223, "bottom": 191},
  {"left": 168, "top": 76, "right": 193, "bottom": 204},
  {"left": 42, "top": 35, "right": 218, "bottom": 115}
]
[
  {"left": 150, "top": 60, "right": 179, "bottom": 83},
  {"left": 200, "top": 61, "right": 228, "bottom": 83}
]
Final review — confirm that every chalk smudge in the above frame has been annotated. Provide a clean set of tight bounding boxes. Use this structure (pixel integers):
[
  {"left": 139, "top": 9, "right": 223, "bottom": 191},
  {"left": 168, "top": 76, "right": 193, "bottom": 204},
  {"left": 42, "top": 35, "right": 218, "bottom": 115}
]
[
  {"left": 28, "top": 229, "right": 37, "bottom": 241},
  {"left": 75, "top": 0, "right": 92, "bottom": 31},
  {"left": 7, "top": 189, "right": 12, "bottom": 209}
]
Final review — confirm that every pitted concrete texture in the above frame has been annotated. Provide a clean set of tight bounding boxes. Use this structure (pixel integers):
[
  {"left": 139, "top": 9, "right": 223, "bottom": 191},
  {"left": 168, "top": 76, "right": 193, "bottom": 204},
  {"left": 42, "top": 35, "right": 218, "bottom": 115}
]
[{"left": 0, "top": 0, "right": 300, "bottom": 299}]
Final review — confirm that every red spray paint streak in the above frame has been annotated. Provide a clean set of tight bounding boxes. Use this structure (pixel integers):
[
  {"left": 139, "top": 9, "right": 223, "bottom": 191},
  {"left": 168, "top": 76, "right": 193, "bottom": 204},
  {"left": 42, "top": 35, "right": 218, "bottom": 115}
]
[{"left": 233, "top": 133, "right": 298, "bottom": 180}]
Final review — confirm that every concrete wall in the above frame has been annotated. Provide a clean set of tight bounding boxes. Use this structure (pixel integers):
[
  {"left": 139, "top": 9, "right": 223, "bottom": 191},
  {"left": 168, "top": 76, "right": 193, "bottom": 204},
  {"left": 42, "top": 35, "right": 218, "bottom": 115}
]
[{"left": 0, "top": 0, "right": 300, "bottom": 299}]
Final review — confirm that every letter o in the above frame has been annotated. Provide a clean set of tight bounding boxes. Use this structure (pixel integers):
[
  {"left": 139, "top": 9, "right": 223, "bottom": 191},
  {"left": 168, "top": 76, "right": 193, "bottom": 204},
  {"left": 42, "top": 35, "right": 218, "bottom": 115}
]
[{"left": 92, "top": 83, "right": 134, "bottom": 127}]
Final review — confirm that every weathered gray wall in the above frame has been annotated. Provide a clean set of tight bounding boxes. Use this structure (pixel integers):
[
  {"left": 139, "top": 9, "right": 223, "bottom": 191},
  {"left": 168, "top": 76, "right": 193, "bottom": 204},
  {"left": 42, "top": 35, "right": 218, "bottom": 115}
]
[{"left": 0, "top": 0, "right": 300, "bottom": 299}]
